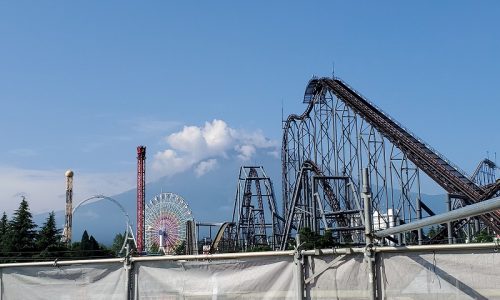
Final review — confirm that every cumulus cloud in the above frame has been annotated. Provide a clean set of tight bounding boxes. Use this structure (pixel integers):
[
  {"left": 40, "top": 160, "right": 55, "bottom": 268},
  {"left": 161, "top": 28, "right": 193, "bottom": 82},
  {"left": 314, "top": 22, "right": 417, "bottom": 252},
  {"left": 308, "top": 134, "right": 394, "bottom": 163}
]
[
  {"left": 152, "top": 119, "right": 278, "bottom": 178},
  {"left": 194, "top": 159, "right": 218, "bottom": 177},
  {"left": 235, "top": 145, "right": 256, "bottom": 161}
]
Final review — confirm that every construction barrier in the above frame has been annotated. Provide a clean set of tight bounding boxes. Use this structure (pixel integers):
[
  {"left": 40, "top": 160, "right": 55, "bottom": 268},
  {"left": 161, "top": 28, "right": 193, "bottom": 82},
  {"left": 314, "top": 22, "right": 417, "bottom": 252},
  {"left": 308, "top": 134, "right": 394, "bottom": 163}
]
[{"left": 1, "top": 244, "right": 499, "bottom": 299}]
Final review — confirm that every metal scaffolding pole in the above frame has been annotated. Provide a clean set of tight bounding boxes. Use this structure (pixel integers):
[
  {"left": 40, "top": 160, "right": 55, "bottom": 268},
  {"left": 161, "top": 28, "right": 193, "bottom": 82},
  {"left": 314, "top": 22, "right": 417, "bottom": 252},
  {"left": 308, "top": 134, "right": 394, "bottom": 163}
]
[
  {"left": 294, "top": 234, "right": 304, "bottom": 300},
  {"left": 446, "top": 194, "right": 453, "bottom": 244},
  {"left": 362, "top": 168, "right": 376, "bottom": 300},
  {"left": 374, "top": 196, "right": 500, "bottom": 238}
]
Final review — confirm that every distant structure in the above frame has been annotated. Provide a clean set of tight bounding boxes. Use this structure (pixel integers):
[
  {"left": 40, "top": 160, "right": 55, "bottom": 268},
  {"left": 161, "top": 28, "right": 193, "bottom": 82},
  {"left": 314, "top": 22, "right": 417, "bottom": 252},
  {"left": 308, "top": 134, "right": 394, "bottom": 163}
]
[
  {"left": 471, "top": 158, "right": 498, "bottom": 187},
  {"left": 63, "top": 169, "right": 74, "bottom": 245},
  {"left": 144, "top": 192, "right": 194, "bottom": 254},
  {"left": 231, "top": 166, "right": 282, "bottom": 251},
  {"left": 136, "top": 146, "right": 146, "bottom": 253}
]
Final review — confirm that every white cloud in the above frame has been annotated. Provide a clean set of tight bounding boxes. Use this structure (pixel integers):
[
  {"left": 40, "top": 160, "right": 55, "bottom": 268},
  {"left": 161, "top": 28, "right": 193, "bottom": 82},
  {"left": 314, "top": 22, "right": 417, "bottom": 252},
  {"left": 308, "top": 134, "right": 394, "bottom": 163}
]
[
  {"left": 267, "top": 149, "right": 280, "bottom": 159},
  {"left": 237, "top": 130, "right": 280, "bottom": 149},
  {"left": 152, "top": 119, "right": 279, "bottom": 178},
  {"left": 194, "top": 159, "right": 218, "bottom": 177},
  {"left": 0, "top": 166, "right": 135, "bottom": 216},
  {"left": 166, "top": 125, "right": 206, "bottom": 154},
  {"left": 235, "top": 144, "right": 256, "bottom": 161},
  {"left": 153, "top": 149, "right": 193, "bottom": 175},
  {"left": 202, "top": 119, "right": 234, "bottom": 151}
]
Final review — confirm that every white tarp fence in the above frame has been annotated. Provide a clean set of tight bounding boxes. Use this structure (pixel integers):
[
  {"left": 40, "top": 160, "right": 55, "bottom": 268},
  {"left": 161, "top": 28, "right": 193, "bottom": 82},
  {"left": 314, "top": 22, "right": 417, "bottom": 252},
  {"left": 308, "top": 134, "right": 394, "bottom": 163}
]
[
  {"left": 136, "top": 256, "right": 296, "bottom": 299},
  {"left": 0, "top": 262, "right": 126, "bottom": 300},
  {"left": 303, "top": 250, "right": 500, "bottom": 300},
  {"left": 0, "top": 248, "right": 499, "bottom": 299},
  {"left": 304, "top": 254, "right": 369, "bottom": 299},
  {"left": 378, "top": 250, "right": 500, "bottom": 300}
]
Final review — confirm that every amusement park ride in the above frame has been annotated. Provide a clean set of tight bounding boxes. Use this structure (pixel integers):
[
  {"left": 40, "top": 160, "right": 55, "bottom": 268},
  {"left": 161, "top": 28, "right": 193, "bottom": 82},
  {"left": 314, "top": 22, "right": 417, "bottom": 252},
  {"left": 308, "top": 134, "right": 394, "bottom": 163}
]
[{"left": 65, "top": 76, "right": 500, "bottom": 256}]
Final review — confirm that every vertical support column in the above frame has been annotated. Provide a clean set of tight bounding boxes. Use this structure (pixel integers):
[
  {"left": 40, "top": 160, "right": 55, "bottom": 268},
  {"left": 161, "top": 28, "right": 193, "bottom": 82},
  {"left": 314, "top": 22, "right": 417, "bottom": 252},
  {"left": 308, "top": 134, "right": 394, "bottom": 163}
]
[
  {"left": 416, "top": 197, "right": 423, "bottom": 245},
  {"left": 0, "top": 262, "right": 3, "bottom": 300},
  {"left": 134, "top": 269, "right": 139, "bottom": 300},
  {"left": 474, "top": 218, "right": 481, "bottom": 236},
  {"left": 311, "top": 177, "right": 317, "bottom": 234},
  {"left": 446, "top": 194, "right": 453, "bottom": 244},
  {"left": 124, "top": 244, "right": 134, "bottom": 300},
  {"left": 362, "top": 168, "right": 376, "bottom": 300},
  {"left": 294, "top": 234, "right": 304, "bottom": 300},
  {"left": 137, "top": 146, "right": 146, "bottom": 254},
  {"left": 64, "top": 170, "right": 74, "bottom": 246},
  {"left": 301, "top": 173, "right": 308, "bottom": 230}
]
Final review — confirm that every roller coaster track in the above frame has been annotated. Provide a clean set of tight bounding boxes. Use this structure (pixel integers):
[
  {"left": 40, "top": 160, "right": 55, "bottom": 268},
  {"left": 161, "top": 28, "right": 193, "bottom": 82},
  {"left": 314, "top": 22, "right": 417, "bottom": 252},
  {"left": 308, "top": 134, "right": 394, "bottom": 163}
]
[
  {"left": 471, "top": 159, "right": 497, "bottom": 185},
  {"left": 305, "top": 77, "right": 500, "bottom": 232},
  {"left": 280, "top": 160, "right": 357, "bottom": 250},
  {"left": 210, "top": 222, "right": 234, "bottom": 254},
  {"left": 232, "top": 166, "right": 283, "bottom": 250}
]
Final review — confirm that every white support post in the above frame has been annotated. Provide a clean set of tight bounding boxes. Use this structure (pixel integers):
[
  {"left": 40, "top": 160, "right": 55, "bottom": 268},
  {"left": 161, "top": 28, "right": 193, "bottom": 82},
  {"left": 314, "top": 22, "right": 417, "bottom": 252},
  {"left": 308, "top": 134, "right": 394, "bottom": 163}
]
[
  {"left": 362, "top": 168, "right": 376, "bottom": 300},
  {"left": 124, "top": 244, "right": 132, "bottom": 300},
  {"left": 294, "top": 234, "right": 304, "bottom": 300}
]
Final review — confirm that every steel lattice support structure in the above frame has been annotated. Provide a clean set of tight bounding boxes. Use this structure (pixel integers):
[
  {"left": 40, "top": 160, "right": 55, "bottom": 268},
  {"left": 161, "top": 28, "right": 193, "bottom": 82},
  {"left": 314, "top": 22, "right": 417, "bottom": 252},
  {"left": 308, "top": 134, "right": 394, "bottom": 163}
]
[
  {"left": 281, "top": 77, "right": 500, "bottom": 248},
  {"left": 136, "top": 146, "right": 146, "bottom": 254},
  {"left": 471, "top": 159, "right": 498, "bottom": 188},
  {"left": 62, "top": 170, "right": 74, "bottom": 245},
  {"left": 448, "top": 159, "right": 499, "bottom": 242},
  {"left": 232, "top": 166, "right": 283, "bottom": 251}
]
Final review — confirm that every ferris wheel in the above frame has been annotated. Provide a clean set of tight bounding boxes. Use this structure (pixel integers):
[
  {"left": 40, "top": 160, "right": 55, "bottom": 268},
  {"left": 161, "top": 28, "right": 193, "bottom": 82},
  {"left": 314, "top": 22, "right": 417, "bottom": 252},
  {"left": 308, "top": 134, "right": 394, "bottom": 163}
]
[{"left": 144, "top": 192, "right": 194, "bottom": 254}]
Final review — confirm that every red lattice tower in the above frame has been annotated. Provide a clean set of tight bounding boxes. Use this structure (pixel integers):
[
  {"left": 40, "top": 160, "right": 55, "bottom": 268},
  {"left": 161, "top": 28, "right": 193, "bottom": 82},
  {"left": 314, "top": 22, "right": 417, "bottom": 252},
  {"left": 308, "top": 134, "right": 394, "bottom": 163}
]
[{"left": 136, "top": 146, "right": 146, "bottom": 253}]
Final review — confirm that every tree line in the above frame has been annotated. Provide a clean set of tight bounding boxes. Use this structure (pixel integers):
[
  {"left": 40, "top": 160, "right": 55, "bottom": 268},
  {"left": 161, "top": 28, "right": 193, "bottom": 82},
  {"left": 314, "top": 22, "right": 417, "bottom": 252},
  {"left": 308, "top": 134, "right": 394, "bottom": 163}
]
[{"left": 0, "top": 197, "right": 126, "bottom": 263}]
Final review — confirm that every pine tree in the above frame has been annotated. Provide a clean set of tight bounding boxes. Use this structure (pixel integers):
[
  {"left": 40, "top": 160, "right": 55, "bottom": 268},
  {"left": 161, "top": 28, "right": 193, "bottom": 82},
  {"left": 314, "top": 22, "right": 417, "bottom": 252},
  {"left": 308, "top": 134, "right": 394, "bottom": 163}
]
[
  {"left": 0, "top": 212, "right": 7, "bottom": 236},
  {"left": 36, "top": 212, "right": 64, "bottom": 257},
  {"left": 8, "top": 197, "right": 37, "bottom": 256},
  {"left": 0, "top": 212, "right": 8, "bottom": 254},
  {"left": 80, "top": 230, "right": 91, "bottom": 257},
  {"left": 89, "top": 235, "right": 99, "bottom": 253},
  {"left": 111, "top": 232, "right": 125, "bottom": 256}
]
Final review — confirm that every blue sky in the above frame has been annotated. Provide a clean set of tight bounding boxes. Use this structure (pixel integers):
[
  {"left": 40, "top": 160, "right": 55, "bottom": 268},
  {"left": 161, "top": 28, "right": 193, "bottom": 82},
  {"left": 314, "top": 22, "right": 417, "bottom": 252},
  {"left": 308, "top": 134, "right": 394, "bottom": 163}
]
[{"left": 1, "top": 1, "right": 499, "bottom": 215}]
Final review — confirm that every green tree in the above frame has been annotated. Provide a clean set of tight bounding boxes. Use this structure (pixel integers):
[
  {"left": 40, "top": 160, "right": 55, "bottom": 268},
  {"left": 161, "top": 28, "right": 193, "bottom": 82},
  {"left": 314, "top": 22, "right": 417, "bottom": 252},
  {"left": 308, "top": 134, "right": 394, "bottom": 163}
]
[
  {"left": 74, "top": 230, "right": 111, "bottom": 258},
  {"left": 0, "top": 212, "right": 9, "bottom": 248},
  {"left": 149, "top": 242, "right": 160, "bottom": 255},
  {"left": 0, "top": 212, "right": 8, "bottom": 254},
  {"left": 111, "top": 232, "right": 125, "bottom": 256},
  {"left": 0, "top": 212, "right": 7, "bottom": 237},
  {"left": 174, "top": 241, "right": 186, "bottom": 255},
  {"left": 88, "top": 235, "right": 103, "bottom": 256},
  {"left": 298, "top": 228, "right": 335, "bottom": 250},
  {"left": 79, "top": 230, "right": 91, "bottom": 257},
  {"left": 36, "top": 212, "right": 65, "bottom": 258},
  {"left": 89, "top": 235, "right": 99, "bottom": 251},
  {"left": 473, "top": 229, "right": 494, "bottom": 243},
  {"left": 247, "top": 245, "right": 272, "bottom": 252},
  {"left": 317, "top": 229, "right": 335, "bottom": 248},
  {"left": 110, "top": 232, "right": 136, "bottom": 257},
  {"left": 428, "top": 226, "right": 436, "bottom": 239},
  {"left": 7, "top": 197, "right": 37, "bottom": 257},
  {"left": 70, "top": 241, "right": 81, "bottom": 257}
]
